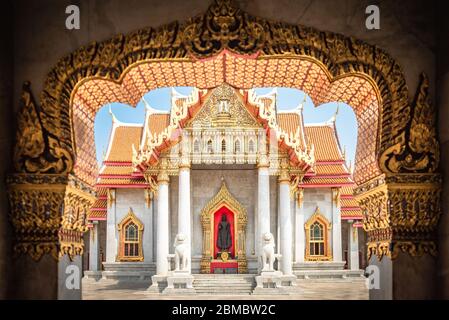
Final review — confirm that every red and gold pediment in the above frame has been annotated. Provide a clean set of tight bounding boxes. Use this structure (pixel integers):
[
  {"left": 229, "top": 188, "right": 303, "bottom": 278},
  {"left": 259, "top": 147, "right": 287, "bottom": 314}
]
[{"left": 186, "top": 83, "right": 260, "bottom": 128}]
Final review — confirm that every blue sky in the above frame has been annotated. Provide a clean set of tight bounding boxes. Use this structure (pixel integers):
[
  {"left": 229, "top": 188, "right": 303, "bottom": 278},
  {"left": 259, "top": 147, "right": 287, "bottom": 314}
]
[{"left": 94, "top": 87, "right": 357, "bottom": 168}]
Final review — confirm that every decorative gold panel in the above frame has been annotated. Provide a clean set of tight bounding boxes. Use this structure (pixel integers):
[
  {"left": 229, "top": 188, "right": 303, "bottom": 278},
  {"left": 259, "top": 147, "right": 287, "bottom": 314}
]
[
  {"left": 7, "top": 174, "right": 95, "bottom": 261},
  {"left": 356, "top": 173, "right": 441, "bottom": 261}
]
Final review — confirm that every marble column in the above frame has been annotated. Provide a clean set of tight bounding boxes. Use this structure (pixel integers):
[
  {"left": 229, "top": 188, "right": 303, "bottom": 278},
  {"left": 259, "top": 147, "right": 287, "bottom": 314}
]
[
  {"left": 348, "top": 221, "right": 360, "bottom": 270},
  {"left": 178, "top": 163, "right": 191, "bottom": 272},
  {"left": 332, "top": 188, "right": 342, "bottom": 261},
  {"left": 105, "top": 189, "right": 117, "bottom": 263},
  {"left": 279, "top": 169, "right": 293, "bottom": 275},
  {"left": 156, "top": 171, "right": 170, "bottom": 276},
  {"left": 143, "top": 189, "right": 153, "bottom": 263},
  {"left": 89, "top": 221, "right": 99, "bottom": 271},
  {"left": 295, "top": 189, "right": 305, "bottom": 263},
  {"left": 257, "top": 155, "right": 270, "bottom": 258}
]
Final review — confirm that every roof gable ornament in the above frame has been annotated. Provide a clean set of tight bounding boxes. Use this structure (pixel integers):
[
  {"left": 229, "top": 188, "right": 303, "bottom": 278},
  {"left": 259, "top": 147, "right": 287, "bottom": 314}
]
[{"left": 187, "top": 83, "right": 259, "bottom": 128}]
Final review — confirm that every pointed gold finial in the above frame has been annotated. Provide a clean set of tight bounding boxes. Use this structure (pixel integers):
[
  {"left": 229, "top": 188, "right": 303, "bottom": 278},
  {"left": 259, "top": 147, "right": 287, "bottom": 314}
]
[
  {"left": 109, "top": 104, "right": 118, "bottom": 124},
  {"left": 331, "top": 103, "right": 340, "bottom": 123}
]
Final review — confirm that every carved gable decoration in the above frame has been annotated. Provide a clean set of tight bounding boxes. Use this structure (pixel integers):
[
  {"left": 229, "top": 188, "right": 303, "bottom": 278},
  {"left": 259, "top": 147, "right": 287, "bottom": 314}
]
[{"left": 187, "top": 83, "right": 260, "bottom": 128}]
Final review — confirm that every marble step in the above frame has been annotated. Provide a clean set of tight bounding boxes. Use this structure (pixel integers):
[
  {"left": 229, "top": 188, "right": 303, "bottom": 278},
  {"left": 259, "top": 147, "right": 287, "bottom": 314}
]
[
  {"left": 197, "top": 284, "right": 253, "bottom": 286},
  {"left": 194, "top": 291, "right": 253, "bottom": 295},
  {"left": 194, "top": 285, "right": 254, "bottom": 288},
  {"left": 196, "top": 292, "right": 252, "bottom": 295},
  {"left": 194, "top": 274, "right": 257, "bottom": 277},
  {"left": 193, "top": 276, "right": 256, "bottom": 295},
  {"left": 194, "top": 281, "right": 254, "bottom": 284}
]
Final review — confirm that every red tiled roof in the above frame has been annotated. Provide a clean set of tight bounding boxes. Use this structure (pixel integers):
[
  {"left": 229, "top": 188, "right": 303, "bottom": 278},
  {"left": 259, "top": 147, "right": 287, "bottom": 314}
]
[
  {"left": 105, "top": 125, "right": 142, "bottom": 162},
  {"left": 304, "top": 125, "right": 343, "bottom": 161},
  {"left": 148, "top": 114, "right": 170, "bottom": 135}
]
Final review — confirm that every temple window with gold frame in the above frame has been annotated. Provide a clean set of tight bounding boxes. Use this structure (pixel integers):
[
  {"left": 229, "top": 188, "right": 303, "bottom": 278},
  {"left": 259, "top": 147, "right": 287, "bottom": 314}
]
[
  {"left": 305, "top": 208, "right": 332, "bottom": 261},
  {"left": 117, "top": 209, "right": 144, "bottom": 261}
]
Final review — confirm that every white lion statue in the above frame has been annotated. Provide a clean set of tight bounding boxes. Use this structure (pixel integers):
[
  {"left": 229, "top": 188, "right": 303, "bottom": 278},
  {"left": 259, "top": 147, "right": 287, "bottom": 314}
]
[
  {"left": 261, "top": 232, "right": 276, "bottom": 271},
  {"left": 173, "top": 233, "right": 189, "bottom": 271}
]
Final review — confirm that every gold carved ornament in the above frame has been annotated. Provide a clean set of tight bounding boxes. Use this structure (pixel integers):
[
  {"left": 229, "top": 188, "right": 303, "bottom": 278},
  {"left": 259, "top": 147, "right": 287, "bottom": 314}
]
[
  {"left": 355, "top": 174, "right": 441, "bottom": 261},
  {"left": 8, "top": 0, "right": 441, "bottom": 263},
  {"left": 199, "top": 182, "right": 247, "bottom": 274},
  {"left": 7, "top": 180, "right": 65, "bottom": 261},
  {"left": 59, "top": 183, "right": 96, "bottom": 260},
  {"left": 107, "top": 189, "right": 115, "bottom": 208},
  {"left": 7, "top": 174, "right": 95, "bottom": 261},
  {"left": 13, "top": 82, "right": 73, "bottom": 175},
  {"left": 380, "top": 73, "right": 439, "bottom": 173}
]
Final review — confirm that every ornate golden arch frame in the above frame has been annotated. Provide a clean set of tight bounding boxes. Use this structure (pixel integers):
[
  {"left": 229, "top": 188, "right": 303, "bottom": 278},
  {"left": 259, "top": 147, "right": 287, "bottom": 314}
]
[
  {"left": 7, "top": 0, "right": 440, "bottom": 292},
  {"left": 200, "top": 182, "right": 248, "bottom": 274}
]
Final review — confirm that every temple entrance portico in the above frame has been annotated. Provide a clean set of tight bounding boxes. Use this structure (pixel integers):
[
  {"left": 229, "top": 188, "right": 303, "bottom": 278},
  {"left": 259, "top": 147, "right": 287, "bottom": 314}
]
[{"left": 7, "top": 0, "right": 441, "bottom": 299}]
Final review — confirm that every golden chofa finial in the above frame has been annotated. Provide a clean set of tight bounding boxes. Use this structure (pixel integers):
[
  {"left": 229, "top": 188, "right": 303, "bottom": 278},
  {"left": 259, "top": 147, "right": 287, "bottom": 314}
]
[
  {"left": 108, "top": 104, "right": 118, "bottom": 124},
  {"left": 331, "top": 103, "right": 340, "bottom": 123}
]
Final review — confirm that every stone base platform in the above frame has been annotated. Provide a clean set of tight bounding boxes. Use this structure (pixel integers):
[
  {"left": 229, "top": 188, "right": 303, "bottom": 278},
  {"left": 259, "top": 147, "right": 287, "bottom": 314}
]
[
  {"left": 295, "top": 269, "right": 365, "bottom": 279},
  {"left": 148, "top": 275, "right": 168, "bottom": 293},
  {"left": 293, "top": 261, "right": 364, "bottom": 279},
  {"left": 83, "top": 271, "right": 103, "bottom": 281},
  {"left": 293, "top": 261, "right": 346, "bottom": 270},
  {"left": 252, "top": 271, "right": 296, "bottom": 295},
  {"left": 102, "top": 262, "right": 156, "bottom": 281},
  {"left": 162, "top": 272, "right": 196, "bottom": 295}
]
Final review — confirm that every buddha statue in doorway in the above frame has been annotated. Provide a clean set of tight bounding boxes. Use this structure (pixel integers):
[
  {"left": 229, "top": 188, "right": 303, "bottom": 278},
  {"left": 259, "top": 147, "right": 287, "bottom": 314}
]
[{"left": 217, "top": 214, "right": 232, "bottom": 260}]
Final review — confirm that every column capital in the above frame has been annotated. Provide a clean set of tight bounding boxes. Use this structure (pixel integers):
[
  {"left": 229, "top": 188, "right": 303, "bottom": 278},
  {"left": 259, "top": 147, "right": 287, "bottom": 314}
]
[
  {"left": 257, "top": 153, "right": 270, "bottom": 168},
  {"left": 179, "top": 157, "right": 191, "bottom": 170},
  {"left": 157, "top": 170, "right": 170, "bottom": 184},
  {"left": 278, "top": 168, "right": 290, "bottom": 184},
  {"left": 332, "top": 187, "right": 341, "bottom": 208},
  {"left": 107, "top": 188, "right": 116, "bottom": 208}
]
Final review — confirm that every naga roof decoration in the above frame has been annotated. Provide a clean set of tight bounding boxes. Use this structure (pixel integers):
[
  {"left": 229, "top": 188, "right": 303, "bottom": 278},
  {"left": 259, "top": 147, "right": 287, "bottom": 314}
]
[{"left": 132, "top": 84, "right": 315, "bottom": 172}]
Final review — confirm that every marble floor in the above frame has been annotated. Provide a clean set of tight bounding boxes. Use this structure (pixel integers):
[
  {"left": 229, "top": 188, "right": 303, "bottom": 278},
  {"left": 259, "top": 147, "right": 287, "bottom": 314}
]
[{"left": 82, "top": 278, "right": 369, "bottom": 300}]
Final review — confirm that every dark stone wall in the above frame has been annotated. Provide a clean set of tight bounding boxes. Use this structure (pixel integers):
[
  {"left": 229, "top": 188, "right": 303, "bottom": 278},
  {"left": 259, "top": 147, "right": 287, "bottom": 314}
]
[
  {"left": 0, "top": 0, "right": 14, "bottom": 300},
  {"left": 436, "top": 0, "right": 449, "bottom": 300}
]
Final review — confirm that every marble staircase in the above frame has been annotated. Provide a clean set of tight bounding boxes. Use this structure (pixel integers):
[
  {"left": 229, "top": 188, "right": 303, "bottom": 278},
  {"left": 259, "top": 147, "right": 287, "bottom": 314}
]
[
  {"left": 293, "top": 262, "right": 365, "bottom": 279},
  {"left": 193, "top": 274, "right": 256, "bottom": 295}
]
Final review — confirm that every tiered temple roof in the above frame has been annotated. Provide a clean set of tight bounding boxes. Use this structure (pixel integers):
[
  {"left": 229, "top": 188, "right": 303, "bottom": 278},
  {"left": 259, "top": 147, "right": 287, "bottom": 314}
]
[{"left": 89, "top": 87, "right": 361, "bottom": 222}]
